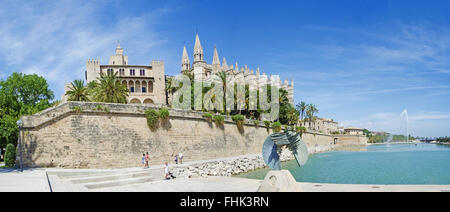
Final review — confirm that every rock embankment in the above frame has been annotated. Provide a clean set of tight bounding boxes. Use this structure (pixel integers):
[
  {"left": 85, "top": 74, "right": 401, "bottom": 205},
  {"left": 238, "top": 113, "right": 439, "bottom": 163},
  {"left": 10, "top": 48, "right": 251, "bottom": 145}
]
[{"left": 172, "top": 149, "right": 294, "bottom": 178}]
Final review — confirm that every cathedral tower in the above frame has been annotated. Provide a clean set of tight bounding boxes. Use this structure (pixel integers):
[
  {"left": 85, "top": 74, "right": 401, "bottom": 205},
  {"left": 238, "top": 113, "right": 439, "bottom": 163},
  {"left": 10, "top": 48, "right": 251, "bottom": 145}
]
[
  {"left": 181, "top": 45, "right": 190, "bottom": 71},
  {"left": 193, "top": 33, "right": 205, "bottom": 64}
]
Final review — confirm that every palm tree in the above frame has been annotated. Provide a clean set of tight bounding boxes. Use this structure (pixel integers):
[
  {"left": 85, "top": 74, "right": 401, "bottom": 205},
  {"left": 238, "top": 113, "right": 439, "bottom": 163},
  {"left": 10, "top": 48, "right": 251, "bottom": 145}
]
[
  {"left": 306, "top": 104, "right": 318, "bottom": 130},
  {"left": 66, "top": 79, "right": 89, "bottom": 102},
  {"left": 286, "top": 107, "right": 299, "bottom": 126},
  {"left": 215, "top": 71, "right": 228, "bottom": 112},
  {"left": 279, "top": 89, "right": 289, "bottom": 105},
  {"left": 165, "top": 77, "right": 179, "bottom": 106},
  {"left": 296, "top": 101, "right": 306, "bottom": 125},
  {"left": 91, "top": 72, "right": 129, "bottom": 104}
]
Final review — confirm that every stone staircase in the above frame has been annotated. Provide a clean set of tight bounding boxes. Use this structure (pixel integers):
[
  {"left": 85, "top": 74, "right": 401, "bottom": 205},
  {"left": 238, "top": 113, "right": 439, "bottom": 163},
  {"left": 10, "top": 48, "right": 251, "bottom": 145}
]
[{"left": 47, "top": 168, "right": 164, "bottom": 191}]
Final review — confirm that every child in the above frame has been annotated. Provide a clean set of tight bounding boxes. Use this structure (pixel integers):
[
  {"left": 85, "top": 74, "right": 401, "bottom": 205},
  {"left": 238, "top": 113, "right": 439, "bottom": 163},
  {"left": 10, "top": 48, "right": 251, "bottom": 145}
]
[
  {"left": 174, "top": 155, "right": 178, "bottom": 164},
  {"left": 145, "top": 152, "right": 149, "bottom": 168},
  {"left": 141, "top": 153, "right": 145, "bottom": 168}
]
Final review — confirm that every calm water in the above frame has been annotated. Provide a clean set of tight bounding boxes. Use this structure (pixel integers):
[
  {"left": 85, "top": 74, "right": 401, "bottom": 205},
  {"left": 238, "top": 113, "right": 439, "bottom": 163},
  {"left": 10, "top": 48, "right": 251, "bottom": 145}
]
[{"left": 237, "top": 143, "right": 450, "bottom": 184}]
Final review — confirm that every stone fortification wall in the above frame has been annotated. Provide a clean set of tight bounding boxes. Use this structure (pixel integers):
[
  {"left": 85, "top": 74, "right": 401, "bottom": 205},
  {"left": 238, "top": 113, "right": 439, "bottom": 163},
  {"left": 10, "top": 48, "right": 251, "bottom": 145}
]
[{"left": 19, "top": 102, "right": 366, "bottom": 168}]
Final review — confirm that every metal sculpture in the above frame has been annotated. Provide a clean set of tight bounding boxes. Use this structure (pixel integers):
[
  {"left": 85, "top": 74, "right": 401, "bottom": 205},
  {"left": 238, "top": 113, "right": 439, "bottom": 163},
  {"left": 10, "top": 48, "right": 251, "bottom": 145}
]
[{"left": 262, "top": 130, "right": 309, "bottom": 170}]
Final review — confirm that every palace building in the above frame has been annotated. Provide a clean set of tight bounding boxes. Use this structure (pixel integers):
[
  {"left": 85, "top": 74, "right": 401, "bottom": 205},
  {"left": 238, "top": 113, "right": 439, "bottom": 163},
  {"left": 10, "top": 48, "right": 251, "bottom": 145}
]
[{"left": 63, "top": 42, "right": 166, "bottom": 105}]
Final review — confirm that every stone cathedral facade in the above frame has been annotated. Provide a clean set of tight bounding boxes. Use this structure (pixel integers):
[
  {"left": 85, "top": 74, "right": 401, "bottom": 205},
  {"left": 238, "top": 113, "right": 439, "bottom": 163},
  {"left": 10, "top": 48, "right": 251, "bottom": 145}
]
[{"left": 180, "top": 33, "right": 294, "bottom": 104}]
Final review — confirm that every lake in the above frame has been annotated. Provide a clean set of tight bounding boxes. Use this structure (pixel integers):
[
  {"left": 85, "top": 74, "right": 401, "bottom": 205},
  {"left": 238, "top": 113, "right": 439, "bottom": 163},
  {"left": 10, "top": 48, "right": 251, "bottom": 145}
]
[{"left": 237, "top": 143, "right": 450, "bottom": 184}]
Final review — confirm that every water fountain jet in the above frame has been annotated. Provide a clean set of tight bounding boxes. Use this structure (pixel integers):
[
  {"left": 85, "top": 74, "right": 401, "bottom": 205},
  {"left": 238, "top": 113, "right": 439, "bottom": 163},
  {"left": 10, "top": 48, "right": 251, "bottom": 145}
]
[{"left": 401, "top": 109, "right": 409, "bottom": 143}]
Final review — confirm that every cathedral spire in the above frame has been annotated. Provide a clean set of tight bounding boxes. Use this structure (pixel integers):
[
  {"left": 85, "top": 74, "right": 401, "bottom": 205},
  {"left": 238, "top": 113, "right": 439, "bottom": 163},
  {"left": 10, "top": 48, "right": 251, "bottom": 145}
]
[
  {"left": 212, "top": 45, "right": 220, "bottom": 66},
  {"left": 181, "top": 45, "right": 190, "bottom": 71},
  {"left": 222, "top": 57, "right": 228, "bottom": 68},
  {"left": 193, "top": 33, "right": 204, "bottom": 63}
]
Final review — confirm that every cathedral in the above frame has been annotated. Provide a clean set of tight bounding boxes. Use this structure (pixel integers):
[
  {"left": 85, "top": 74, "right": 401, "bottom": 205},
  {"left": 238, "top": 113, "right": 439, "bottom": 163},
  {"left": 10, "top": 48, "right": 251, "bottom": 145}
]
[{"left": 180, "top": 33, "right": 294, "bottom": 104}]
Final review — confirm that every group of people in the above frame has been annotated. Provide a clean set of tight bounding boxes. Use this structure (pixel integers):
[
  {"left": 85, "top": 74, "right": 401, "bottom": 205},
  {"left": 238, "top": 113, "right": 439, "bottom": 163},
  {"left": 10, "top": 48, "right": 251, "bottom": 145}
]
[
  {"left": 174, "top": 152, "right": 183, "bottom": 164},
  {"left": 142, "top": 152, "right": 150, "bottom": 168},
  {"left": 141, "top": 151, "right": 184, "bottom": 180}
]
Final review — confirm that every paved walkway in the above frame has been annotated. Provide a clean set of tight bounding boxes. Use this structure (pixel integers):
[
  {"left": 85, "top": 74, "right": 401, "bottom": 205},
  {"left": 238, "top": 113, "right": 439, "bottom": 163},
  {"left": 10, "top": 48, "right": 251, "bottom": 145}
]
[
  {"left": 93, "top": 177, "right": 262, "bottom": 192},
  {"left": 0, "top": 168, "right": 51, "bottom": 192},
  {"left": 2, "top": 161, "right": 450, "bottom": 192}
]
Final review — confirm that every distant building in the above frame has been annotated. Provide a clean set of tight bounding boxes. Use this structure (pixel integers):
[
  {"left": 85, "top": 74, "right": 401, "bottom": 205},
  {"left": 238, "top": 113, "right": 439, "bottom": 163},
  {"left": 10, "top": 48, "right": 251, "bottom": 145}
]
[
  {"left": 344, "top": 127, "right": 364, "bottom": 135},
  {"left": 371, "top": 131, "right": 386, "bottom": 136},
  {"left": 311, "top": 117, "right": 339, "bottom": 134}
]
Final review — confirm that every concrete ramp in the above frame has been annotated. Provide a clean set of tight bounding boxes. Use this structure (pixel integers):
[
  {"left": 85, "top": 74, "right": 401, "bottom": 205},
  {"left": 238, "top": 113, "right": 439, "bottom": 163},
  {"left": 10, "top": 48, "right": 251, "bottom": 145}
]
[{"left": 47, "top": 168, "right": 164, "bottom": 191}]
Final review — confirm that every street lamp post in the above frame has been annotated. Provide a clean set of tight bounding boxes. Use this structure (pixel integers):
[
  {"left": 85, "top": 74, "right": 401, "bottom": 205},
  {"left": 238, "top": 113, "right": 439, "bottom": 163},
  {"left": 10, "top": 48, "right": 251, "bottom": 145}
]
[{"left": 16, "top": 119, "right": 23, "bottom": 172}]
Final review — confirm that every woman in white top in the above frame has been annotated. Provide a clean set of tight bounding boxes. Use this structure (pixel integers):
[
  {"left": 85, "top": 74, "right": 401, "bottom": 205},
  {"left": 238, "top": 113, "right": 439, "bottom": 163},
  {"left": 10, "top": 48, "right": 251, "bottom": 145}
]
[{"left": 178, "top": 152, "right": 183, "bottom": 164}]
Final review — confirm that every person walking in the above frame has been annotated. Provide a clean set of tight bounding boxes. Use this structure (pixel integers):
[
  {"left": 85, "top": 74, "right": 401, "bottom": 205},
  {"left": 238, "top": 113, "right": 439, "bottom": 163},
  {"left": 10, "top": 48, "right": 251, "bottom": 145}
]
[
  {"left": 174, "top": 154, "right": 178, "bottom": 164},
  {"left": 145, "top": 152, "right": 150, "bottom": 168},
  {"left": 164, "top": 162, "right": 176, "bottom": 180},
  {"left": 178, "top": 152, "right": 183, "bottom": 164},
  {"left": 141, "top": 153, "right": 146, "bottom": 168}
]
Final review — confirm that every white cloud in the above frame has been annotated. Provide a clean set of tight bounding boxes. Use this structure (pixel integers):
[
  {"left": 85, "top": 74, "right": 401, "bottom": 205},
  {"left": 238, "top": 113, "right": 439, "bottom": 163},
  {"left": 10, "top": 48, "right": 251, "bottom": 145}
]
[{"left": 0, "top": 1, "right": 175, "bottom": 99}]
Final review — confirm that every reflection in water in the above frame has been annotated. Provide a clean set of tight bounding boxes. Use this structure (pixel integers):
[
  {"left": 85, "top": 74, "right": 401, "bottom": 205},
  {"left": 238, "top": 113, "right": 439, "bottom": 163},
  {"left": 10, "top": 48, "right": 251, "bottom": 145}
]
[{"left": 237, "top": 143, "right": 450, "bottom": 185}]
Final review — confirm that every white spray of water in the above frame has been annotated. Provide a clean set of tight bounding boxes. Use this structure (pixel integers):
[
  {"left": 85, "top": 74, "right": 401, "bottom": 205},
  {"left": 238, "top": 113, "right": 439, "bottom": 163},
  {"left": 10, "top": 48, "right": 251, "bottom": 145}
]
[
  {"left": 400, "top": 109, "right": 409, "bottom": 143},
  {"left": 386, "top": 134, "right": 393, "bottom": 143}
]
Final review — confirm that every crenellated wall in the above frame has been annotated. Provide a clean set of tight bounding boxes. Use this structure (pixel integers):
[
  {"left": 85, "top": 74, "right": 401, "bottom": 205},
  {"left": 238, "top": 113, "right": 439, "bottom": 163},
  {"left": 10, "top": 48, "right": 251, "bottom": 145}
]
[{"left": 18, "top": 102, "right": 366, "bottom": 168}]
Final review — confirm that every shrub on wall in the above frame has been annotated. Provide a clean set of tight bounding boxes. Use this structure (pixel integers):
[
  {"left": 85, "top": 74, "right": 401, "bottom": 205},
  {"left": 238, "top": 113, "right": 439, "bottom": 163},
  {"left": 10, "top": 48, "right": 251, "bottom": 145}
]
[
  {"left": 202, "top": 113, "right": 213, "bottom": 122},
  {"left": 253, "top": 120, "right": 259, "bottom": 127},
  {"left": 263, "top": 120, "right": 271, "bottom": 128},
  {"left": 272, "top": 121, "right": 282, "bottom": 133},
  {"left": 263, "top": 120, "right": 271, "bottom": 132},
  {"left": 145, "top": 109, "right": 159, "bottom": 130},
  {"left": 213, "top": 115, "right": 224, "bottom": 126},
  {"left": 296, "top": 126, "right": 307, "bottom": 136},
  {"left": 4, "top": 143, "right": 16, "bottom": 167},
  {"left": 158, "top": 107, "right": 170, "bottom": 120},
  {"left": 72, "top": 106, "right": 83, "bottom": 113},
  {"left": 231, "top": 114, "right": 245, "bottom": 129}
]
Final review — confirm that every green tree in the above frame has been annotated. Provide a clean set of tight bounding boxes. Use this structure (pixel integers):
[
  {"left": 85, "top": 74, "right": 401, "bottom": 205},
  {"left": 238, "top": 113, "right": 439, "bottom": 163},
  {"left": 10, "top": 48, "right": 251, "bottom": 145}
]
[
  {"left": 215, "top": 71, "right": 228, "bottom": 112},
  {"left": 306, "top": 104, "right": 318, "bottom": 129},
  {"left": 165, "top": 77, "right": 179, "bottom": 106},
  {"left": 0, "top": 72, "right": 54, "bottom": 149},
  {"left": 4, "top": 143, "right": 15, "bottom": 167},
  {"left": 286, "top": 107, "right": 299, "bottom": 126},
  {"left": 66, "top": 79, "right": 89, "bottom": 102},
  {"left": 296, "top": 101, "right": 306, "bottom": 126},
  {"left": 89, "top": 72, "right": 129, "bottom": 104}
]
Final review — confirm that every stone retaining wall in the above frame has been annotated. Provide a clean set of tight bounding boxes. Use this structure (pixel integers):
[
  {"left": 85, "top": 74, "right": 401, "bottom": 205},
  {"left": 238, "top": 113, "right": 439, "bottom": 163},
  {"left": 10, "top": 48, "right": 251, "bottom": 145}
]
[{"left": 18, "top": 102, "right": 366, "bottom": 168}]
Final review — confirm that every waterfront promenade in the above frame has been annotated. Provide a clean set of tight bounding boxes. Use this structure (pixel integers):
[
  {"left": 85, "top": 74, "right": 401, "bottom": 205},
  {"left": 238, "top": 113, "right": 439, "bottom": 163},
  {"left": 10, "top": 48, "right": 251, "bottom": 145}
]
[{"left": 1, "top": 159, "right": 450, "bottom": 192}]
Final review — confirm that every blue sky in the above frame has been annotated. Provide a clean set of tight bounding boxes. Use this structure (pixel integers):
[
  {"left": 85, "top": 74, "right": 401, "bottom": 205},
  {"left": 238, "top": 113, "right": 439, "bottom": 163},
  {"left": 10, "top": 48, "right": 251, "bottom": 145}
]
[{"left": 0, "top": 0, "right": 449, "bottom": 137}]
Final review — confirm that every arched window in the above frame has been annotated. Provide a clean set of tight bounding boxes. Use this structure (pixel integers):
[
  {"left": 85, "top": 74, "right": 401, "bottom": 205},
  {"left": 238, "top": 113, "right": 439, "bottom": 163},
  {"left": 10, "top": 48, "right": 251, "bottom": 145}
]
[
  {"left": 148, "top": 81, "right": 153, "bottom": 93},
  {"left": 107, "top": 68, "right": 114, "bottom": 76},
  {"left": 135, "top": 81, "right": 141, "bottom": 93},
  {"left": 128, "top": 81, "right": 134, "bottom": 93}
]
